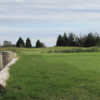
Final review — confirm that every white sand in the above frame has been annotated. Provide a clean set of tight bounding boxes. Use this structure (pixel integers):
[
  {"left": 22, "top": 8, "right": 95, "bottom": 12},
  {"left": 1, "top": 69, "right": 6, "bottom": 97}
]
[{"left": 0, "top": 58, "right": 18, "bottom": 87}]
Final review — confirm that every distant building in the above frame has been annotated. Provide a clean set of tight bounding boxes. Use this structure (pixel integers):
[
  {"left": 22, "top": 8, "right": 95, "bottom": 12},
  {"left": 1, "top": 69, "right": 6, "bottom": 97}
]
[{"left": 3, "top": 41, "right": 12, "bottom": 47}]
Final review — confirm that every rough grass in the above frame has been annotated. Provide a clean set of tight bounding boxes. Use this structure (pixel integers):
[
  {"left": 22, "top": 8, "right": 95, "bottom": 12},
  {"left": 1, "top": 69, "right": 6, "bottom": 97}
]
[
  {"left": 1, "top": 49, "right": 100, "bottom": 100},
  {"left": 0, "top": 46, "right": 100, "bottom": 54}
]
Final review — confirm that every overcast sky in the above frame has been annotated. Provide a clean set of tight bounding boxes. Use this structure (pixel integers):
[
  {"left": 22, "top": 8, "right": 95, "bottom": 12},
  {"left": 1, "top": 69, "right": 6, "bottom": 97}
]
[{"left": 1, "top": 0, "right": 100, "bottom": 46}]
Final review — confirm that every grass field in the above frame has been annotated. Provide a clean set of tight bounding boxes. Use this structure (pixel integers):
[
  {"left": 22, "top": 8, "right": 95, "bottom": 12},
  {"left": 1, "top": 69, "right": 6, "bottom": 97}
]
[{"left": 1, "top": 47, "right": 100, "bottom": 100}]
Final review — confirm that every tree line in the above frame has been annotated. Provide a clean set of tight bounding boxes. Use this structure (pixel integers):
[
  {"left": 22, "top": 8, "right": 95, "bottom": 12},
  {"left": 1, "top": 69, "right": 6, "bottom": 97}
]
[
  {"left": 56, "top": 32, "right": 100, "bottom": 47},
  {"left": 16, "top": 37, "right": 45, "bottom": 48},
  {"left": 2, "top": 32, "right": 100, "bottom": 48}
]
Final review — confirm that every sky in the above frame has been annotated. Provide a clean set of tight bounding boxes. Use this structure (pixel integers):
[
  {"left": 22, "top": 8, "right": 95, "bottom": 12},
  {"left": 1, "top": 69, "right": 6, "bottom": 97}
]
[{"left": 1, "top": 0, "right": 100, "bottom": 46}]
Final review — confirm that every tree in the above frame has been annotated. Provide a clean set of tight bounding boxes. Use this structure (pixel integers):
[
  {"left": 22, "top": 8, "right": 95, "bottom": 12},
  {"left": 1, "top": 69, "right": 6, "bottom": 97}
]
[
  {"left": 56, "top": 32, "right": 100, "bottom": 47},
  {"left": 63, "top": 33, "right": 68, "bottom": 46},
  {"left": 36, "top": 40, "right": 45, "bottom": 48},
  {"left": 74, "top": 37, "right": 80, "bottom": 46},
  {"left": 26, "top": 38, "right": 32, "bottom": 48},
  {"left": 36, "top": 40, "right": 40, "bottom": 48},
  {"left": 95, "top": 34, "right": 100, "bottom": 46},
  {"left": 84, "top": 33, "right": 96, "bottom": 47},
  {"left": 40, "top": 42, "right": 45, "bottom": 48},
  {"left": 56, "top": 35, "right": 63, "bottom": 46},
  {"left": 16, "top": 37, "right": 25, "bottom": 48},
  {"left": 68, "top": 33, "right": 75, "bottom": 46}
]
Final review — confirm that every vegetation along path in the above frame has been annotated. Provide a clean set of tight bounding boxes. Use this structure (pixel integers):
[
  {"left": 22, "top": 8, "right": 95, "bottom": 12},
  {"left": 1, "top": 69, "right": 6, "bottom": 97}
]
[{"left": 1, "top": 49, "right": 100, "bottom": 100}]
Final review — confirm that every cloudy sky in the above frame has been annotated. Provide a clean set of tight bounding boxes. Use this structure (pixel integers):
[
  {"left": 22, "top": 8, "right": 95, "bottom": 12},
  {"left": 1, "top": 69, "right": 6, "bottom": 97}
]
[{"left": 0, "top": 0, "right": 100, "bottom": 46}]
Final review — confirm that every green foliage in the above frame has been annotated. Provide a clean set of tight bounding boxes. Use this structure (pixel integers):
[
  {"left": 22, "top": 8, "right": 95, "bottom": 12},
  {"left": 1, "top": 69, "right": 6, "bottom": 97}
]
[
  {"left": 68, "top": 33, "right": 75, "bottom": 46},
  {"left": 63, "top": 33, "right": 68, "bottom": 46},
  {"left": 56, "top": 32, "right": 100, "bottom": 47},
  {"left": 16, "top": 37, "right": 25, "bottom": 48},
  {"left": 36, "top": 40, "right": 45, "bottom": 48},
  {"left": 84, "top": 33, "right": 97, "bottom": 47},
  {"left": 56, "top": 35, "right": 63, "bottom": 46},
  {"left": 26, "top": 38, "right": 32, "bottom": 48}
]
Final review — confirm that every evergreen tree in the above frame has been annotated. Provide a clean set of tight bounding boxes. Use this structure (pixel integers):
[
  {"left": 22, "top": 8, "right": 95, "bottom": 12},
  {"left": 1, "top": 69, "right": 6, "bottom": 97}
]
[
  {"left": 95, "top": 35, "right": 100, "bottom": 46},
  {"left": 84, "top": 33, "right": 96, "bottom": 47},
  {"left": 40, "top": 42, "right": 45, "bottom": 48},
  {"left": 63, "top": 33, "right": 68, "bottom": 46},
  {"left": 36, "top": 40, "right": 45, "bottom": 48},
  {"left": 16, "top": 37, "right": 25, "bottom": 48},
  {"left": 56, "top": 32, "right": 100, "bottom": 47},
  {"left": 56, "top": 35, "right": 63, "bottom": 46},
  {"left": 36, "top": 40, "right": 40, "bottom": 48},
  {"left": 74, "top": 37, "right": 80, "bottom": 46},
  {"left": 68, "top": 33, "right": 75, "bottom": 46},
  {"left": 26, "top": 38, "right": 32, "bottom": 48}
]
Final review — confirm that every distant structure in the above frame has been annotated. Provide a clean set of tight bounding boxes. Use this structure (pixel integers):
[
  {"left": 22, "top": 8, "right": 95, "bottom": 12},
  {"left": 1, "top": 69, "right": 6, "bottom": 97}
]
[{"left": 3, "top": 41, "right": 12, "bottom": 47}]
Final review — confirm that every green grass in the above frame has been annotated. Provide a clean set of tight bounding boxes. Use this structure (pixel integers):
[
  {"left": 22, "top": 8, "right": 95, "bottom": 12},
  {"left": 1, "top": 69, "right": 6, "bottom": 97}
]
[
  {"left": 1, "top": 48, "right": 100, "bottom": 100},
  {"left": 1, "top": 46, "right": 100, "bottom": 54}
]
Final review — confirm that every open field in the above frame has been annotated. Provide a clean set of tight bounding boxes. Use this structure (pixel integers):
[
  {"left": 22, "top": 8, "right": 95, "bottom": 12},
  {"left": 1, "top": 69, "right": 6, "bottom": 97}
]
[{"left": 1, "top": 47, "right": 100, "bottom": 100}]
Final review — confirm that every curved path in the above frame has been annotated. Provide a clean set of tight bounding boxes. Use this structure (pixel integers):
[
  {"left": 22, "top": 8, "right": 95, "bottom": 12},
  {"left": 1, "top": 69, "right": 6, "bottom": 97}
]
[{"left": 0, "top": 58, "right": 18, "bottom": 87}]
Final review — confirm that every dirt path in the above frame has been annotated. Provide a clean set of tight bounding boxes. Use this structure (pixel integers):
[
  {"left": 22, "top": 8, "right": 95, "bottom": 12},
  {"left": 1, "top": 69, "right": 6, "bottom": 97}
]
[{"left": 0, "top": 58, "right": 18, "bottom": 87}]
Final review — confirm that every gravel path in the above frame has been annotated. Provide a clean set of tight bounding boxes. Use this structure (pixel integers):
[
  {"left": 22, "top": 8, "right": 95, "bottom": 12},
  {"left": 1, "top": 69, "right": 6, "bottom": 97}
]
[{"left": 0, "top": 58, "right": 18, "bottom": 87}]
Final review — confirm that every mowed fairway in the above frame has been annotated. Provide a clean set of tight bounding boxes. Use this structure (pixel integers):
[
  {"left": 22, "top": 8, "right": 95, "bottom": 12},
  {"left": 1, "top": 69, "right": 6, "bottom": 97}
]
[{"left": 1, "top": 51, "right": 100, "bottom": 100}]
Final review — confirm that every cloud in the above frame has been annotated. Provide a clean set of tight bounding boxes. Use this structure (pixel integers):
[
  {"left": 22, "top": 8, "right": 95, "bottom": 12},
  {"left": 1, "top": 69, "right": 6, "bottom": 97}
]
[
  {"left": 0, "top": 0, "right": 100, "bottom": 24},
  {"left": 0, "top": 0, "right": 100, "bottom": 46}
]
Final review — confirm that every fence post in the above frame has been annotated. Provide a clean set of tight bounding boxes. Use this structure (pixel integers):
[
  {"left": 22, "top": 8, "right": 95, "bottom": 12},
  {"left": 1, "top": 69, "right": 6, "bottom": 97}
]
[{"left": 0, "top": 51, "right": 16, "bottom": 71}]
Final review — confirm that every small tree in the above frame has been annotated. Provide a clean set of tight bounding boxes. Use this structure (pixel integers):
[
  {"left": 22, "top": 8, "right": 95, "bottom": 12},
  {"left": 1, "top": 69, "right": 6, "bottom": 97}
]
[
  {"left": 26, "top": 38, "right": 32, "bottom": 48},
  {"left": 36, "top": 40, "right": 45, "bottom": 48},
  {"left": 16, "top": 37, "right": 25, "bottom": 48}
]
